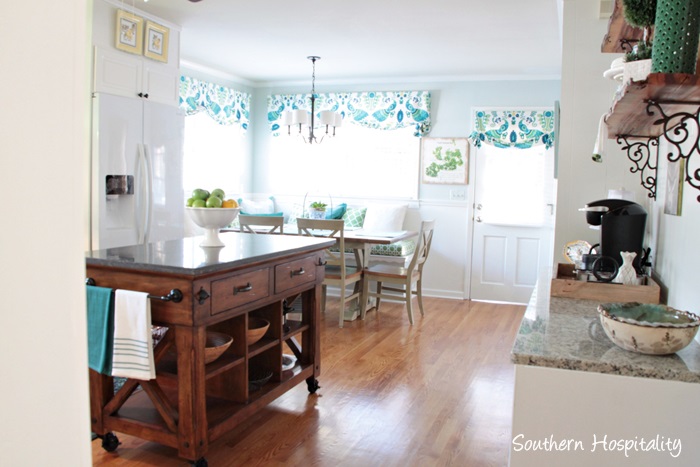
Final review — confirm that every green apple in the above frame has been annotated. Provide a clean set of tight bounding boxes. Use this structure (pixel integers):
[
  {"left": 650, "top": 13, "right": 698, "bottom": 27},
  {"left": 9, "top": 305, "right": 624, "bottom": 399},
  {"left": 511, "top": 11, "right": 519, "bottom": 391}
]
[
  {"left": 210, "top": 188, "right": 225, "bottom": 199},
  {"left": 192, "top": 199, "right": 206, "bottom": 208},
  {"left": 206, "top": 196, "right": 223, "bottom": 208},
  {"left": 186, "top": 197, "right": 195, "bottom": 207},
  {"left": 192, "top": 188, "right": 210, "bottom": 200}
]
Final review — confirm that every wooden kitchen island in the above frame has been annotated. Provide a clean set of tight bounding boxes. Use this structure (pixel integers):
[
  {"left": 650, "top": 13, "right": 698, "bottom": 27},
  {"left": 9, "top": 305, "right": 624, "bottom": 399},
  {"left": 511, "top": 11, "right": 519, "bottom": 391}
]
[{"left": 86, "top": 232, "right": 335, "bottom": 466}]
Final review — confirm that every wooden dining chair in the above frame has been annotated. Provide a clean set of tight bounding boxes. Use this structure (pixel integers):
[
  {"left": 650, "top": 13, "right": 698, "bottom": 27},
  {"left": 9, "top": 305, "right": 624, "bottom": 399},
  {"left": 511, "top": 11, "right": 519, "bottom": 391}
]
[
  {"left": 297, "top": 218, "right": 362, "bottom": 328},
  {"left": 238, "top": 214, "right": 284, "bottom": 234},
  {"left": 360, "top": 220, "right": 435, "bottom": 325}
]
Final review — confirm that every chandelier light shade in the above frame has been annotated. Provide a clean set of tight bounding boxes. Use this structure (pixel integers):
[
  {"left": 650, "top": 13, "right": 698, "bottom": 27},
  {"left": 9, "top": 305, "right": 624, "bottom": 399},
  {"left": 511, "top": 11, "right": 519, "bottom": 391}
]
[{"left": 283, "top": 56, "right": 342, "bottom": 144}]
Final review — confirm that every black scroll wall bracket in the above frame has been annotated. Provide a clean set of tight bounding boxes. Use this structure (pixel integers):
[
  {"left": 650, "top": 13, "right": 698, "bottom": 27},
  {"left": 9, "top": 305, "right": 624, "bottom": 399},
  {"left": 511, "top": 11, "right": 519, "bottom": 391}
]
[
  {"left": 615, "top": 135, "right": 659, "bottom": 200},
  {"left": 645, "top": 99, "right": 700, "bottom": 203}
]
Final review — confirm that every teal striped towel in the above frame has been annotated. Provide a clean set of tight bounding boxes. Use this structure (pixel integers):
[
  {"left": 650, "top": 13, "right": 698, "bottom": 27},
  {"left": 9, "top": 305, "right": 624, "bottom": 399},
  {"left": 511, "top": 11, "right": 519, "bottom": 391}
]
[
  {"left": 112, "top": 289, "right": 155, "bottom": 380},
  {"left": 86, "top": 285, "right": 114, "bottom": 374}
]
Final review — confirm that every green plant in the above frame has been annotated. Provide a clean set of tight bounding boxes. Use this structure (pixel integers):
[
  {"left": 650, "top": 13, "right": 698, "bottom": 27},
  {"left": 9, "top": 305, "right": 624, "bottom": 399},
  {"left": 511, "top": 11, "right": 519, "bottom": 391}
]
[
  {"left": 623, "top": 0, "right": 657, "bottom": 30},
  {"left": 625, "top": 40, "right": 653, "bottom": 62},
  {"left": 623, "top": 0, "right": 656, "bottom": 60},
  {"left": 310, "top": 201, "right": 327, "bottom": 210}
]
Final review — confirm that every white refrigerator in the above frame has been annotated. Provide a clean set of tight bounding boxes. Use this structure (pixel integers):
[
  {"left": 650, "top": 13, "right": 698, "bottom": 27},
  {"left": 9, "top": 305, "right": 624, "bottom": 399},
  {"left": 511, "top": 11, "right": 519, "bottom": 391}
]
[{"left": 90, "top": 93, "right": 185, "bottom": 251}]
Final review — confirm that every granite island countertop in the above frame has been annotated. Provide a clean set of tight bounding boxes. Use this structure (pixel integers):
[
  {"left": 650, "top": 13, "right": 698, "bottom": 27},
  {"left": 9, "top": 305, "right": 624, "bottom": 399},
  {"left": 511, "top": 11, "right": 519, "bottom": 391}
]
[
  {"left": 511, "top": 279, "right": 700, "bottom": 383},
  {"left": 86, "top": 232, "right": 335, "bottom": 276}
]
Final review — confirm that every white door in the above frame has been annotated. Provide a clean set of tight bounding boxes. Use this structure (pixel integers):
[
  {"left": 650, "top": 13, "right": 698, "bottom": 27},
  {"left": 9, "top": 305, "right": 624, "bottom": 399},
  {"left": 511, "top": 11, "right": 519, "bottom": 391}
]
[{"left": 469, "top": 143, "right": 556, "bottom": 303}]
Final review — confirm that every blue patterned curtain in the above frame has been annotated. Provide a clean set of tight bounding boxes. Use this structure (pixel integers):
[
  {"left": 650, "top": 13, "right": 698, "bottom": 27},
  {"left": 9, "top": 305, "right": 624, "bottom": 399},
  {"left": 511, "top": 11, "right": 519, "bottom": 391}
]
[
  {"left": 469, "top": 109, "right": 555, "bottom": 149},
  {"left": 267, "top": 91, "right": 431, "bottom": 137},
  {"left": 179, "top": 76, "right": 250, "bottom": 130}
]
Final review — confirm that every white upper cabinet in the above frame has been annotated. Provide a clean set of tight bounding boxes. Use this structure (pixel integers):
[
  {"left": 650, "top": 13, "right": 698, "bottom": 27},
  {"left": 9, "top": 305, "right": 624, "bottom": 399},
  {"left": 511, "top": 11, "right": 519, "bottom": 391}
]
[
  {"left": 92, "top": 0, "right": 181, "bottom": 107},
  {"left": 94, "top": 46, "right": 179, "bottom": 107}
]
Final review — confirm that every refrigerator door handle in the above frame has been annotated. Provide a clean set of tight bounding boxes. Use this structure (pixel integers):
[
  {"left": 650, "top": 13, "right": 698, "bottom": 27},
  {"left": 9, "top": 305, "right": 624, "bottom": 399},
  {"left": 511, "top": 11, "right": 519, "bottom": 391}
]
[
  {"left": 143, "top": 144, "right": 153, "bottom": 244},
  {"left": 136, "top": 143, "right": 152, "bottom": 244}
]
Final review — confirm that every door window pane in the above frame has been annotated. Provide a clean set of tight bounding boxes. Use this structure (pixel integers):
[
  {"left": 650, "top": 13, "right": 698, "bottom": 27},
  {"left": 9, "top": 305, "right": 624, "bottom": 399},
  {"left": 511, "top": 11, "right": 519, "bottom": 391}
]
[{"left": 479, "top": 144, "right": 552, "bottom": 226}]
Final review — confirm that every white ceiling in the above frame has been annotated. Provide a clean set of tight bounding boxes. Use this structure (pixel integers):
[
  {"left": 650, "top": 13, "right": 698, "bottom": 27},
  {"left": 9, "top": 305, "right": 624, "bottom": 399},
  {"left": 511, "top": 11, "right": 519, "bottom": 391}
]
[{"left": 135, "top": 0, "right": 563, "bottom": 86}]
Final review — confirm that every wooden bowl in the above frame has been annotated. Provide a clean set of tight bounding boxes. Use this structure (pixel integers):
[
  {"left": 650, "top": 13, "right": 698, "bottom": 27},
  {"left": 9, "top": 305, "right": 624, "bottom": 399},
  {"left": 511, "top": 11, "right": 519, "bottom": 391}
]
[
  {"left": 247, "top": 317, "right": 270, "bottom": 345},
  {"left": 204, "top": 331, "right": 233, "bottom": 364}
]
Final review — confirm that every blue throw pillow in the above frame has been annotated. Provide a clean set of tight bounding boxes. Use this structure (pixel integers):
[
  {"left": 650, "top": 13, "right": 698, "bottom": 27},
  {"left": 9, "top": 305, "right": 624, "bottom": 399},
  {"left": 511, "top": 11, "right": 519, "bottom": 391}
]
[{"left": 325, "top": 203, "right": 347, "bottom": 219}]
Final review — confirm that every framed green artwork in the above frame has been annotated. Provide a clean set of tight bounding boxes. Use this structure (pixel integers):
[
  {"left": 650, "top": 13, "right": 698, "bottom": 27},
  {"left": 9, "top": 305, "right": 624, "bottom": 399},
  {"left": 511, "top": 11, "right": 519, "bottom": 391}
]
[{"left": 421, "top": 137, "right": 469, "bottom": 184}]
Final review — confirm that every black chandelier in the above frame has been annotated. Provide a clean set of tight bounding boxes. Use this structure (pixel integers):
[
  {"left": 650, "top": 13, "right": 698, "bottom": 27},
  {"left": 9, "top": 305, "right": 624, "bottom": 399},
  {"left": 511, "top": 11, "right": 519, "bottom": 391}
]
[{"left": 282, "top": 56, "right": 342, "bottom": 144}]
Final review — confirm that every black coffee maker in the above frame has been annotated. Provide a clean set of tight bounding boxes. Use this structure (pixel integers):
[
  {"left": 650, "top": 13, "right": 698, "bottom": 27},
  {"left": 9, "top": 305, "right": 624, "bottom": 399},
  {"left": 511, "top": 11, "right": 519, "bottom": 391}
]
[{"left": 581, "top": 199, "right": 647, "bottom": 274}]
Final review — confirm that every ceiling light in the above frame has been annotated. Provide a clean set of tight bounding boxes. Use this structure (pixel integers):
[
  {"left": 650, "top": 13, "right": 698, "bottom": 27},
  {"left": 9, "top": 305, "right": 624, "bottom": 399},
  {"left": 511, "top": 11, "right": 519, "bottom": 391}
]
[{"left": 282, "top": 56, "right": 342, "bottom": 144}]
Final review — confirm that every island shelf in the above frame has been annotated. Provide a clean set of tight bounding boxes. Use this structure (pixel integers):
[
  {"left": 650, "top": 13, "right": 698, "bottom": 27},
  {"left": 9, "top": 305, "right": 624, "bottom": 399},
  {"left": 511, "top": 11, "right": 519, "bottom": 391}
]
[{"left": 86, "top": 233, "right": 334, "bottom": 466}]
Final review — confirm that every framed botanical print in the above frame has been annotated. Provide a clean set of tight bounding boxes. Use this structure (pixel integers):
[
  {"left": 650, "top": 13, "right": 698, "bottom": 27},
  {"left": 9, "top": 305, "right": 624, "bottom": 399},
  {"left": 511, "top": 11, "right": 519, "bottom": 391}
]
[
  {"left": 144, "top": 21, "right": 169, "bottom": 63},
  {"left": 115, "top": 10, "right": 143, "bottom": 55},
  {"left": 421, "top": 137, "right": 469, "bottom": 184}
]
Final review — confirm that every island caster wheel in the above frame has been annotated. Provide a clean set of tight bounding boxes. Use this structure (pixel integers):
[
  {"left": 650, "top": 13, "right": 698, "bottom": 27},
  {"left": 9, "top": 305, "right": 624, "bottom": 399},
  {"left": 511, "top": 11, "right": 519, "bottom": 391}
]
[
  {"left": 101, "top": 432, "right": 120, "bottom": 452},
  {"left": 306, "top": 377, "right": 320, "bottom": 393},
  {"left": 192, "top": 457, "right": 208, "bottom": 467}
]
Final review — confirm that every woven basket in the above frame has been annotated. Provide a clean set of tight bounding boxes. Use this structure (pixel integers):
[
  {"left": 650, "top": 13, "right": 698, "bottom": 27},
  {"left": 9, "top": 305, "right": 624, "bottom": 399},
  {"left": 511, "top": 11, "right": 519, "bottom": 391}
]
[
  {"left": 247, "top": 317, "right": 270, "bottom": 346},
  {"left": 204, "top": 332, "right": 233, "bottom": 364}
]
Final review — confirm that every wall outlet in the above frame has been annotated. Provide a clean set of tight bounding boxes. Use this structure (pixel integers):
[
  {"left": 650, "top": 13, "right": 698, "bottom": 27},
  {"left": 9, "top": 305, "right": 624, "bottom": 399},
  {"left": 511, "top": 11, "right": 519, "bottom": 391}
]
[{"left": 449, "top": 189, "right": 466, "bottom": 201}]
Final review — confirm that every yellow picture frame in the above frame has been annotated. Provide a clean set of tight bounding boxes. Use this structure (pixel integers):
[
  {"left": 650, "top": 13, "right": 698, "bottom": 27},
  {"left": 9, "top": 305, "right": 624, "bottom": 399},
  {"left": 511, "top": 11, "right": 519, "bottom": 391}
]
[
  {"left": 115, "top": 10, "right": 143, "bottom": 55},
  {"left": 144, "top": 20, "right": 169, "bottom": 63}
]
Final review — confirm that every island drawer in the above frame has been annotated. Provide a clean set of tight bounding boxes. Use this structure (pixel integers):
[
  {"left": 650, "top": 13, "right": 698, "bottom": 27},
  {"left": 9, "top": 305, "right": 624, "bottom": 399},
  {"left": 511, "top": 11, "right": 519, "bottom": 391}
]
[
  {"left": 274, "top": 255, "right": 317, "bottom": 293},
  {"left": 211, "top": 268, "right": 271, "bottom": 315}
]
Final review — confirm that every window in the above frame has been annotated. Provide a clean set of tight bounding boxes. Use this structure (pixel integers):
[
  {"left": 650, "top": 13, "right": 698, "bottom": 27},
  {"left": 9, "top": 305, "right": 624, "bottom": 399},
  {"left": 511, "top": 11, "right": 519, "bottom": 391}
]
[
  {"left": 268, "top": 125, "right": 420, "bottom": 199},
  {"left": 478, "top": 143, "right": 554, "bottom": 226},
  {"left": 183, "top": 112, "right": 245, "bottom": 199}
]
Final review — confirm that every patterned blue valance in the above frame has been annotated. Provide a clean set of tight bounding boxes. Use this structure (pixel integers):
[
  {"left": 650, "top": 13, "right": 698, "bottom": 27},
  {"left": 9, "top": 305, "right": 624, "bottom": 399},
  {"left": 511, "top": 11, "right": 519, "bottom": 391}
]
[
  {"left": 267, "top": 91, "right": 431, "bottom": 137},
  {"left": 179, "top": 76, "right": 250, "bottom": 130},
  {"left": 469, "top": 109, "right": 555, "bottom": 149}
]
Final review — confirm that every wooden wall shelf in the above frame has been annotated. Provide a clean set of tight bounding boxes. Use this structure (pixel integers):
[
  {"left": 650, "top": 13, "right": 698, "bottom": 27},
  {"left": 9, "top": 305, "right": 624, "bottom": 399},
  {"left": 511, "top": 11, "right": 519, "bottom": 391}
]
[
  {"left": 601, "top": 0, "right": 642, "bottom": 53},
  {"left": 605, "top": 73, "right": 700, "bottom": 138},
  {"left": 605, "top": 73, "right": 700, "bottom": 203}
]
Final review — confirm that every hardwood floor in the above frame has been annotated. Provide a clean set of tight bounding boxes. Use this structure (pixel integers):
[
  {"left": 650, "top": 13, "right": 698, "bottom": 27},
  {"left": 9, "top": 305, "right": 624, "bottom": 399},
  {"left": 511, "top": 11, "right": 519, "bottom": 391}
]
[{"left": 92, "top": 298, "right": 525, "bottom": 466}]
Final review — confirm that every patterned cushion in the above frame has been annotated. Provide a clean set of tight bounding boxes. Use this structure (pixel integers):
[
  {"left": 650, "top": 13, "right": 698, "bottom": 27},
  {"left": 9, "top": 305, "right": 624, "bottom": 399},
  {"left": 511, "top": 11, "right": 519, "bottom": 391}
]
[
  {"left": 330, "top": 240, "right": 415, "bottom": 257},
  {"left": 370, "top": 240, "right": 416, "bottom": 257},
  {"left": 342, "top": 207, "right": 367, "bottom": 228}
]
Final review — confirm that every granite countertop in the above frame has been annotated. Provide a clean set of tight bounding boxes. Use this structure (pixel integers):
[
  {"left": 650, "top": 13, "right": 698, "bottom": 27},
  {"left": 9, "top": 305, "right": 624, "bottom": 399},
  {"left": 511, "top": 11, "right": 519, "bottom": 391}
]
[
  {"left": 511, "top": 279, "right": 700, "bottom": 383},
  {"left": 86, "top": 232, "right": 335, "bottom": 276}
]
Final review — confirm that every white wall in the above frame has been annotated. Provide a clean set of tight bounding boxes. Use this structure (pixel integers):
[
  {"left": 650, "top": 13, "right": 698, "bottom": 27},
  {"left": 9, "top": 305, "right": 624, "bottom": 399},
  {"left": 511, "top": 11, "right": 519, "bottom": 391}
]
[
  {"left": 557, "top": 0, "right": 700, "bottom": 324},
  {"left": 651, "top": 140, "right": 700, "bottom": 318},
  {"left": 0, "top": 1, "right": 92, "bottom": 465},
  {"left": 555, "top": 0, "right": 655, "bottom": 264},
  {"left": 250, "top": 79, "right": 561, "bottom": 298}
]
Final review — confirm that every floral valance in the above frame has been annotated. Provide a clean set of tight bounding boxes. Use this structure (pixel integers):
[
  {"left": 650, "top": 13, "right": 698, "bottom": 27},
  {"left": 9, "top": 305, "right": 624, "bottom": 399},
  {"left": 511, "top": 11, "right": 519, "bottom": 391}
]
[
  {"left": 267, "top": 91, "right": 431, "bottom": 137},
  {"left": 179, "top": 76, "right": 250, "bottom": 130},
  {"left": 469, "top": 109, "right": 555, "bottom": 149}
]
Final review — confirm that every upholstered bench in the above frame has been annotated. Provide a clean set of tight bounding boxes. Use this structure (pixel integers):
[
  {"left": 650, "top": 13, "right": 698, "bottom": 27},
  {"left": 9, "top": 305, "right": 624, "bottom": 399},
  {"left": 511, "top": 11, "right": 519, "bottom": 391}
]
[{"left": 231, "top": 198, "right": 415, "bottom": 266}]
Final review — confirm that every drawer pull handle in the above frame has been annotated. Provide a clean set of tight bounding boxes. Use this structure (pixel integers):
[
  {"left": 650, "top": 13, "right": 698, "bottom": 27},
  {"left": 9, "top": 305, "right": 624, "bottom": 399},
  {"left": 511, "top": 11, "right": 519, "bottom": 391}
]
[
  {"left": 291, "top": 267, "right": 305, "bottom": 277},
  {"left": 196, "top": 287, "right": 210, "bottom": 304},
  {"left": 318, "top": 258, "right": 327, "bottom": 266},
  {"left": 234, "top": 282, "right": 253, "bottom": 295}
]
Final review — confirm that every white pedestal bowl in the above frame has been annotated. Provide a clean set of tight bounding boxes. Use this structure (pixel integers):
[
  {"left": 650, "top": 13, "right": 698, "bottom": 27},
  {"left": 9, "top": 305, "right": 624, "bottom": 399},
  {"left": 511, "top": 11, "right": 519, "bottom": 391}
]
[{"left": 186, "top": 207, "right": 240, "bottom": 247}]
